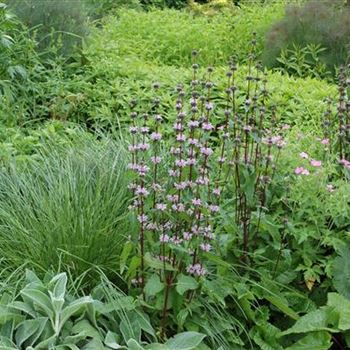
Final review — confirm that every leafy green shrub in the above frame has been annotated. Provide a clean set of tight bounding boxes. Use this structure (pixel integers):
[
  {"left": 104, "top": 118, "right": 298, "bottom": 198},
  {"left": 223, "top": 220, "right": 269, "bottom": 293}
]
[
  {"left": 0, "top": 137, "right": 132, "bottom": 285},
  {"left": 91, "top": 4, "right": 283, "bottom": 67},
  {"left": 275, "top": 43, "right": 331, "bottom": 81},
  {"left": 263, "top": 0, "right": 350, "bottom": 76},
  {"left": 0, "top": 270, "right": 206, "bottom": 349},
  {"left": 7, "top": 0, "right": 89, "bottom": 55}
]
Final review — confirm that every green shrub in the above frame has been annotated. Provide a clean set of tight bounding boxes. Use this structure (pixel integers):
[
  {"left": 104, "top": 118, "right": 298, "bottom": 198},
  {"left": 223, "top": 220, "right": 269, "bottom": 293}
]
[
  {"left": 0, "top": 136, "right": 132, "bottom": 285},
  {"left": 92, "top": 5, "right": 283, "bottom": 67},
  {"left": 263, "top": 0, "right": 350, "bottom": 76},
  {"left": 7, "top": 0, "right": 89, "bottom": 55}
]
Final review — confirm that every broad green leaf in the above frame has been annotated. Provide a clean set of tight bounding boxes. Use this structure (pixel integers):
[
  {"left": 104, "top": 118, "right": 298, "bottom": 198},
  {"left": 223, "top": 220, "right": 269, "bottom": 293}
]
[
  {"left": 130, "top": 312, "right": 155, "bottom": 337},
  {"left": 144, "top": 253, "right": 175, "bottom": 271},
  {"left": 49, "top": 273, "right": 67, "bottom": 300},
  {"left": 20, "top": 289, "right": 53, "bottom": 319},
  {"left": 281, "top": 307, "right": 336, "bottom": 336},
  {"left": 59, "top": 297, "right": 93, "bottom": 330},
  {"left": 127, "top": 339, "right": 145, "bottom": 350},
  {"left": 333, "top": 247, "right": 350, "bottom": 299},
  {"left": 71, "top": 319, "right": 101, "bottom": 340},
  {"left": 176, "top": 275, "right": 198, "bottom": 296},
  {"left": 145, "top": 344, "right": 168, "bottom": 350},
  {"left": 285, "top": 331, "right": 332, "bottom": 350},
  {"left": 9, "top": 301, "right": 36, "bottom": 318},
  {"left": 165, "top": 332, "right": 206, "bottom": 350},
  {"left": 82, "top": 338, "right": 106, "bottom": 350},
  {"left": 251, "top": 323, "right": 283, "bottom": 350},
  {"left": 327, "top": 293, "right": 350, "bottom": 330},
  {"left": 144, "top": 274, "right": 164, "bottom": 297},
  {"left": 104, "top": 331, "right": 122, "bottom": 349}
]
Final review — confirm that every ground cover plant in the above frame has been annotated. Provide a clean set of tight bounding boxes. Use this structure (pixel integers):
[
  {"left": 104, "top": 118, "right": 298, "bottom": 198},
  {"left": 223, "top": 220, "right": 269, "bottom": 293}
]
[{"left": 1, "top": 0, "right": 350, "bottom": 349}]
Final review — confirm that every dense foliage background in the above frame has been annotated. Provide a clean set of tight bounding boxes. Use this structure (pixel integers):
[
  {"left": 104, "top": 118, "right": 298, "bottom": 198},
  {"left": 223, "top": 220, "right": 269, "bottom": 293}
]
[{"left": 0, "top": 0, "right": 350, "bottom": 349}]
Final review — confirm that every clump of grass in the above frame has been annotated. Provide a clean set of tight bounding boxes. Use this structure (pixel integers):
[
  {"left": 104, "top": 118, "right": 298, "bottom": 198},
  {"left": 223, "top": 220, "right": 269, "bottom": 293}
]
[{"left": 0, "top": 136, "right": 132, "bottom": 286}]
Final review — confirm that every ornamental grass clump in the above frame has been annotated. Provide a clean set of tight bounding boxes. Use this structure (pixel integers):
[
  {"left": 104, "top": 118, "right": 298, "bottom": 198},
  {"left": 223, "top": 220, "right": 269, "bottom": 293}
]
[{"left": 127, "top": 38, "right": 285, "bottom": 335}]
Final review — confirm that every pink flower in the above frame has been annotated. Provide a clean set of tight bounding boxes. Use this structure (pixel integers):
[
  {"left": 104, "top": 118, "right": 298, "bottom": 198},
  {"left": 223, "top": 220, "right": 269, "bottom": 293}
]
[
  {"left": 156, "top": 203, "right": 167, "bottom": 211},
  {"left": 200, "top": 147, "right": 213, "bottom": 157},
  {"left": 135, "top": 186, "right": 149, "bottom": 197},
  {"left": 294, "top": 167, "right": 310, "bottom": 176},
  {"left": 160, "top": 234, "right": 170, "bottom": 243},
  {"left": 213, "top": 188, "right": 221, "bottom": 196},
  {"left": 209, "top": 204, "right": 219, "bottom": 213},
  {"left": 175, "top": 159, "right": 187, "bottom": 168},
  {"left": 183, "top": 232, "right": 193, "bottom": 241},
  {"left": 339, "top": 159, "right": 350, "bottom": 169},
  {"left": 188, "top": 120, "right": 199, "bottom": 129},
  {"left": 321, "top": 138, "right": 329, "bottom": 145},
  {"left": 151, "top": 156, "right": 162, "bottom": 164},
  {"left": 150, "top": 132, "right": 162, "bottom": 141},
  {"left": 200, "top": 243, "right": 212, "bottom": 252},
  {"left": 140, "top": 126, "right": 149, "bottom": 134},
  {"left": 310, "top": 159, "right": 322, "bottom": 167},
  {"left": 186, "top": 263, "right": 206, "bottom": 276},
  {"left": 173, "top": 122, "right": 183, "bottom": 131},
  {"left": 202, "top": 122, "right": 214, "bottom": 131},
  {"left": 176, "top": 134, "right": 186, "bottom": 142},
  {"left": 299, "top": 152, "right": 309, "bottom": 159},
  {"left": 137, "top": 214, "right": 148, "bottom": 223},
  {"left": 192, "top": 198, "right": 202, "bottom": 207},
  {"left": 138, "top": 143, "right": 150, "bottom": 151}
]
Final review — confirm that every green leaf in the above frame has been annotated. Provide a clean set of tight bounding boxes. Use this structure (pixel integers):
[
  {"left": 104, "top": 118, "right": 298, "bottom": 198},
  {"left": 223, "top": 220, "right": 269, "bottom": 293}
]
[
  {"left": 60, "top": 297, "right": 93, "bottom": 329},
  {"left": 20, "top": 289, "right": 54, "bottom": 319},
  {"left": 127, "top": 339, "right": 144, "bottom": 350},
  {"left": 285, "top": 331, "right": 332, "bottom": 350},
  {"left": 15, "top": 319, "right": 41, "bottom": 348},
  {"left": 176, "top": 275, "right": 198, "bottom": 296},
  {"left": 333, "top": 246, "right": 350, "bottom": 299},
  {"left": 327, "top": 293, "right": 350, "bottom": 330},
  {"left": 264, "top": 295, "right": 299, "bottom": 320},
  {"left": 145, "top": 344, "right": 168, "bottom": 350},
  {"left": 280, "top": 307, "right": 336, "bottom": 336},
  {"left": 104, "top": 331, "right": 122, "bottom": 349},
  {"left": 49, "top": 273, "right": 67, "bottom": 300},
  {"left": 165, "top": 332, "right": 206, "bottom": 350},
  {"left": 120, "top": 241, "right": 133, "bottom": 274},
  {"left": 144, "top": 274, "right": 164, "bottom": 297},
  {"left": 144, "top": 253, "right": 175, "bottom": 271}
]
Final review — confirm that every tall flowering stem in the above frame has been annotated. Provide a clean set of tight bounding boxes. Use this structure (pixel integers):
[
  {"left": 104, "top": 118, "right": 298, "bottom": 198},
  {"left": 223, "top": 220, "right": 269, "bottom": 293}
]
[{"left": 126, "top": 37, "right": 284, "bottom": 335}]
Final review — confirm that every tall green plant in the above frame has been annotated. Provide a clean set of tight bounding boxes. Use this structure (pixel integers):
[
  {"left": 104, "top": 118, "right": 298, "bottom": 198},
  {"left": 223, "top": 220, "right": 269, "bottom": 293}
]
[{"left": 0, "top": 137, "right": 132, "bottom": 285}]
